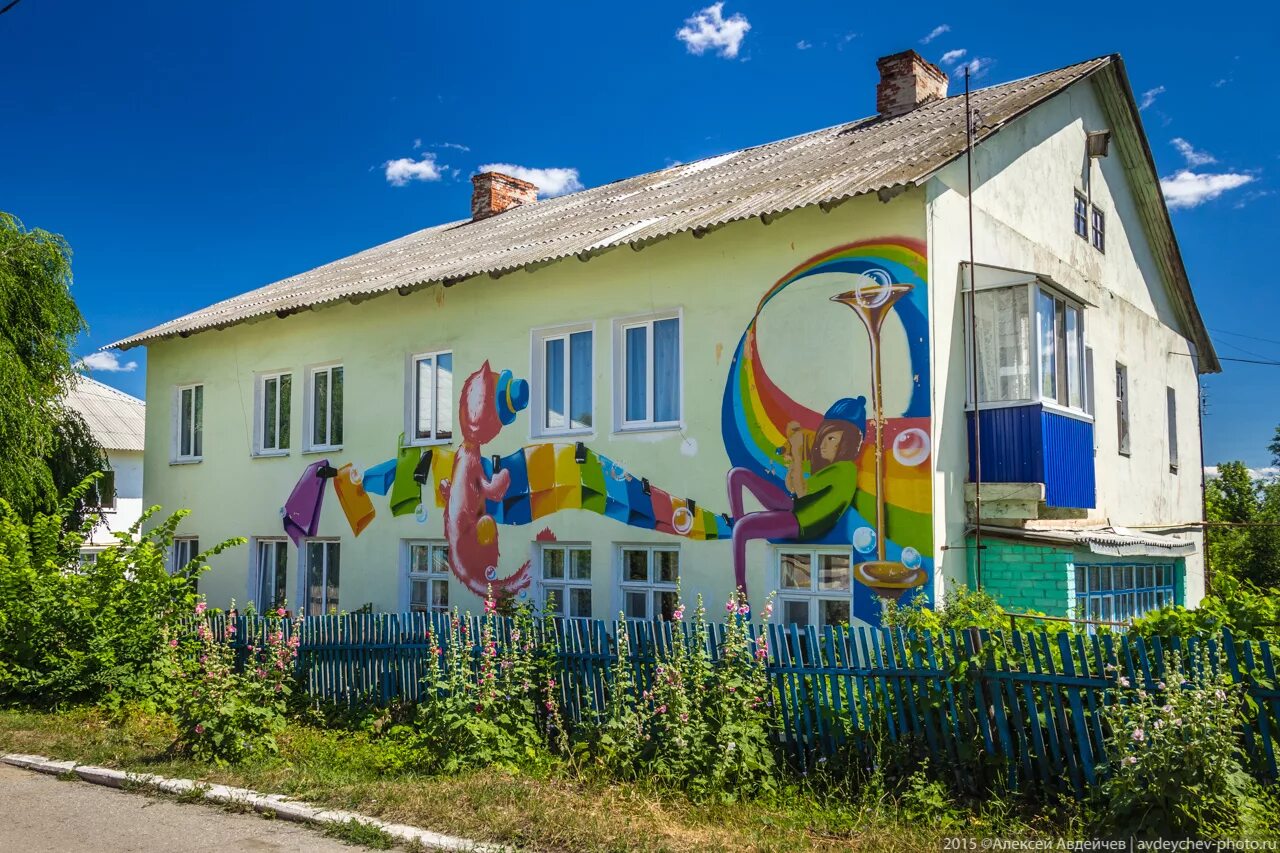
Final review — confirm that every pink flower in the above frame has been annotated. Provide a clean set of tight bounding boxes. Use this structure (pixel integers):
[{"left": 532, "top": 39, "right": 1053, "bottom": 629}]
[
  {"left": 1123, "top": 755, "right": 1137, "bottom": 765},
  {"left": 672, "top": 606, "right": 685, "bottom": 621},
  {"left": 725, "top": 600, "right": 736, "bottom": 613},
  {"left": 194, "top": 602, "right": 207, "bottom": 615},
  {"left": 255, "top": 668, "right": 266, "bottom": 678},
  {"left": 763, "top": 602, "right": 774, "bottom": 620},
  {"left": 276, "top": 608, "right": 286, "bottom": 617},
  {"left": 679, "top": 712, "right": 689, "bottom": 723},
  {"left": 168, "top": 638, "right": 179, "bottom": 648},
  {"left": 1118, "top": 677, "right": 1130, "bottom": 688},
  {"left": 1132, "top": 728, "right": 1145, "bottom": 742},
  {"left": 656, "top": 704, "right": 668, "bottom": 714},
  {"left": 194, "top": 724, "right": 204, "bottom": 734}
]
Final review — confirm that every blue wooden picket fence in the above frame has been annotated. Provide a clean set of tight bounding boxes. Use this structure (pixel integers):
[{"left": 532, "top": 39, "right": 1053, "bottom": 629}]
[{"left": 205, "top": 612, "right": 1280, "bottom": 796}]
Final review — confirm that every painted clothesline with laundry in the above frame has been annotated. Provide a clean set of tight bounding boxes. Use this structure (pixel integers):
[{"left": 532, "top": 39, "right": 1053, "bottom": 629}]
[{"left": 281, "top": 436, "right": 732, "bottom": 549}]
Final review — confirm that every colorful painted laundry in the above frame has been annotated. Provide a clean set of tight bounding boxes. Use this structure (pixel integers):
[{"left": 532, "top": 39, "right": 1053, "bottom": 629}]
[
  {"left": 333, "top": 463, "right": 376, "bottom": 536},
  {"left": 282, "top": 459, "right": 329, "bottom": 547},
  {"left": 360, "top": 458, "right": 397, "bottom": 496},
  {"left": 389, "top": 438, "right": 422, "bottom": 517}
]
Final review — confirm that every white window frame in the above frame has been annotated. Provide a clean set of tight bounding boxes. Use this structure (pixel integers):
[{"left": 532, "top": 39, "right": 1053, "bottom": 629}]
[
  {"left": 617, "top": 544, "right": 680, "bottom": 621},
  {"left": 538, "top": 543, "right": 593, "bottom": 618},
  {"left": 305, "top": 363, "right": 343, "bottom": 452},
  {"left": 172, "top": 383, "right": 204, "bottom": 463},
  {"left": 302, "top": 538, "right": 341, "bottom": 617},
  {"left": 171, "top": 536, "right": 200, "bottom": 577},
  {"left": 613, "top": 310, "right": 683, "bottom": 432},
  {"left": 1116, "top": 363, "right": 1131, "bottom": 457},
  {"left": 1091, "top": 204, "right": 1106, "bottom": 253},
  {"left": 405, "top": 351, "right": 454, "bottom": 447},
  {"left": 531, "top": 322, "right": 595, "bottom": 438},
  {"left": 964, "top": 280, "right": 1090, "bottom": 419},
  {"left": 402, "top": 540, "right": 451, "bottom": 614},
  {"left": 252, "top": 537, "right": 290, "bottom": 611},
  {"left": 774, "top": 547, "right": 855, "bottom": 628},
  {"left": 254, "top": 371, "right": 292, "bottom": 456}
]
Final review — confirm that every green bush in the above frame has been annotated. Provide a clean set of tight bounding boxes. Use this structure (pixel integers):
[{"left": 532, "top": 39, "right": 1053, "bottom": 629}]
[
  {"left": 883, "top": 586, "right": 1047, "bottom": 634},
  {"left": 170, "top": 605, "right": 299, "bottom": 764},
  {"left": 0, "top": 492, "right": 242, "bottom": 708},
  {"left": 1089, "top": 648, "right": 1273, "bottom": 838},
  {"left": 1130, "top": 576, "right": 1280, "bottom": 643}
]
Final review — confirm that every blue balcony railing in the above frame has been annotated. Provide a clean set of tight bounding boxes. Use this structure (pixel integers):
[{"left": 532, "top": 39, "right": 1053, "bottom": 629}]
[{"left": 966, "top": 404, "right": 1095, "bottom": 509}]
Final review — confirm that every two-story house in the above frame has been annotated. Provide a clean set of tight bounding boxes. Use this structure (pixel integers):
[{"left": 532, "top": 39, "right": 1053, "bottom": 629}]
[{"left": 109, "top": 51, "right": 1217, "bottom": 626}]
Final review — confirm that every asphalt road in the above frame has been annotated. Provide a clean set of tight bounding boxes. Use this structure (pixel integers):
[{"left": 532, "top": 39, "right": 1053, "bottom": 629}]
[{"left": 0, "top": 763, "right": 374, "bottom": 852}]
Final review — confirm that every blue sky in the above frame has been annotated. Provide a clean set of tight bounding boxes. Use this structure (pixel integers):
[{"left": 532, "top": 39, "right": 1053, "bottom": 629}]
[{"left": 3, "top": 1, "right": 1276, "bottom": 467}]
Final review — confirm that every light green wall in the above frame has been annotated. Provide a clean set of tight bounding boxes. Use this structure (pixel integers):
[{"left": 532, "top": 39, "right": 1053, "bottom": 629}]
[{"left": 142, "top": 192, "right": 928, "bottom": 618}]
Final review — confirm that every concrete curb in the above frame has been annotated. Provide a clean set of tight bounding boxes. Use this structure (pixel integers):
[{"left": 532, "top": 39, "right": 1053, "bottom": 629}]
[{"left": 2, "top": 753, "right": 504, "bottom": 852}]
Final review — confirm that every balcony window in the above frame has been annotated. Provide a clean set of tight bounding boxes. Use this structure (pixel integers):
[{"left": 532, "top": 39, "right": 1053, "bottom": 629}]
[{"left": 967, "top": 280, "right": 1087, "bottom": 415}]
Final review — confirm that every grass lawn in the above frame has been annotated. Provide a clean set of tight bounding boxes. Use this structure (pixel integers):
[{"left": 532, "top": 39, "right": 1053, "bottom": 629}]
[{"left": 0, "top": 707, "right": 1046, "bottom": 852}]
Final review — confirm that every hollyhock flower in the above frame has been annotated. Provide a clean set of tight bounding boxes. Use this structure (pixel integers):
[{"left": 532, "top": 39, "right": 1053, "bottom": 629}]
[
  {"left": 725, "top": 600, "right": 736, "bottom": 613},
  {"left": 1132, "top": 728, "right": 1145, "bottom": 742},
  {"left": 763, "top": 601, "right": 774, "bottom": 620},
  {"left": 194, "top": 602, "right": 207, "bottom": 615},
  {"left": 194, "top": 724, "right": 205, "bottom": 734},
  {"left": 672, "top": 605, "right": 685, "bottom": 621},
  {"left": 1123, "top": 755, "right": 1137, "bottom": 765},
  {"left": 656, "top": 704, "right": 668, "bottom": 714},
  {"left": 276, "top": 608, "right": 286, "bottom": 617},
  {"left": 1118, "top": 677, "right": 1130, "bottom": 688},
  {"left": 169, "top": 638, "right": 179, "bottom": 648}
]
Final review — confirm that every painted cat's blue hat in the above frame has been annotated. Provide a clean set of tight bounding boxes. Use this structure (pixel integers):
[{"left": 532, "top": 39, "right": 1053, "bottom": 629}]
[
  {"left": 823, "top": 396, "right": 867, "bottom": 435},
  {"left": 495, "top": 369, "right": 530, "bottom": 426}
]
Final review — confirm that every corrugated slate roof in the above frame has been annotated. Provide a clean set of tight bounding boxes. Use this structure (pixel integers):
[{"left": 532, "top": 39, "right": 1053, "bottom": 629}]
[
  {"left": 65, "top": 376, "right": 146, "bottom": 451},
  {"left": 111, "top": 57, "right": 1115, "bottom": 351}
]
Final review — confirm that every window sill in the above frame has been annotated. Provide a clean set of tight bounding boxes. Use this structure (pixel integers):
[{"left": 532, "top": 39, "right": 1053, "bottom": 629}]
[
  {"left": 614, "top": 423, "right": 683, "bottom": 436},
  {"left": 252, "top": 450, "right": 291, "bottom": 459},
  {"left": 533, "top": 429, "right": 595, "bottom": 441},
  {"left": 302, "top": 446, "right": 343, "bottom": 455},
  {"left": 170, "top": 457, "right": 203, "bottom": 466},
  {"left": 403, "top": 438, "right": 454, "bottom": 449}
]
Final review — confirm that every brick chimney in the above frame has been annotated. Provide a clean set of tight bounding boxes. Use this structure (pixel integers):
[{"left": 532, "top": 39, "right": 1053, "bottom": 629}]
[
  {"left": 876, "top": 50, "right": 949, "bottom": 119},
  {"left": 470, "top": 171, "right": 538, "bottom": 221}
]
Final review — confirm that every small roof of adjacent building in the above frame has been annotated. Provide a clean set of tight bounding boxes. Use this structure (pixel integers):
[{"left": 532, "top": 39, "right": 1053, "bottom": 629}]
[
  {"left": 109, "top": 54, "right": 1217, "bottom": 372},
  {"left": 65, "top": 376, "right": 146, "bottom": 452}
]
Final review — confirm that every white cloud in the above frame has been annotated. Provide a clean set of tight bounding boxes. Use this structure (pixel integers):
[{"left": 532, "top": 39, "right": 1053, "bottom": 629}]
[
  {"left": 1139, "top": 85, "right": 1165, "bottom": 110},
  {"left": 412, "top": 138, "right": 422, "bottom": 149},
  {"left": 940, "top": 48, "right": 967, "bottom": 65},
  {"left": 383, "top": 154, "right": 444, "bottom": 187},
  {"left": 1205, "top": 465, "right": 1279, "bottom": 482},
  {"left": 920, "top": 24, "right": 950, "bottom": 44},
  {"left": 1171, "top": 137, "right": 1217, "bottom": 167},
  {"left": 796, "top": 39, "right": 812, "bottom": 50},
  {"left": 676, "top": 3, "right": 750, "bottom": 59},
  {"left": 477, "top": 163, "right": 584, "bottom": 198},
  {"left": 1160, "top": 169, "right": 1255, "bottom": 209},
  {"left": 435, "top": 141, "right": 470, "bottom": 152},
  {"left": 79, "top": 351, "right": 137, "bottom": 373},
  {"left": 959, "top": 57, "right": 993, "bottom": 78}
]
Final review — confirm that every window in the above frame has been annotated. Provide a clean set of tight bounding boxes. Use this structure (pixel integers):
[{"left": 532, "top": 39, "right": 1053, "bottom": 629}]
[
  {"left": 619, "top": 545, "right": 679, "bottom": 620},
  {"left": 255, "top": 372, "right": 292, "bottom": 454},
  {"left": 307, "top": 365, "right": 343, "bottom": 450},
  {"left": 1116, "top": 363, "right": 1130, "bottom": 456},
  {"left": 1075, "top": 563, "right": 1176, "bottom": 624},
  {"left": 1166, "top": 387, "right": 1178, "bottom": 472},
  {"left": 966, "top": 282, "right": 1086, "bottom": 412},
  {"left": 255, "top": 539, "right": 289, "bottom": 610},
  {"left": 776, "top": 549, "right": 853, "bottom": 627},
  {"left": 1073, "top": 193, "right": 1088, "bottom": 239},
  {"left": 88, "top": 469, "right": 116, "bottom": 511},
  {"left": 174, "top": 384, "right": 203, "bottom": 461},
  {"left": 540, "top": 544, "right": 592, "bottom": 618},
  {"left": 172, "top": 536, "right": 200, "bottom": 592},
  {"left": 406, "top": 541, "right": 450, "bottom": 613},
  {"left": 1091, "top": 205, "right": 1106, "bottom": 252},
  {"left": 534, "top": 326, "right": 593, "bottom": 435},
  {"left": 409, "top": 352, "right": 453, "bottom": 444},
  {"left": 304, "top": 540, "right": 340, "bottom": 616},
  {"left": 617, "top": 313, "right": 681, "bottom": 429}
]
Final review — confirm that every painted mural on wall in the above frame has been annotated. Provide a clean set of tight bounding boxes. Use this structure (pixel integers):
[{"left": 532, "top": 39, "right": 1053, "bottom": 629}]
[
  {"left": 720, "top": 238, "right": 933, "bottom": 623},
  {"left": 279, "top": 236, "right": 932, "bottom": 623}
]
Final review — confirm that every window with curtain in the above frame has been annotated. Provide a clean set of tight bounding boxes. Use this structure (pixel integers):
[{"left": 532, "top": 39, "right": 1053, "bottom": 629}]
[
  {"left": 256, "top": 539, "right": 289, "bottom": 610},
  {"left": 535, "top": 326, "right": 592, "bottom": 435},
  {"left": 540, "top": 544, "right": 592, "bottom": 618},
  {"left": 618, "top": 314, "right": 681, "bottom": 428},
  {"left": 256, "top": 372, "right": 291, "bottom": 454},
  {"left": 619, "top": 545, "right": 679, "bottom": 620},
  {"left": 967, "top": 282, "right": 1086, "bottom": 412},
  {"left": 410, "top": 352, "right": 453, "bottom": 443},
  {"left": 305, "top": 540, "right": 340, "bottom": 616},
  {"left": 406, "top": 541, "right": 449, "bottom": 613},
  {"left": 308, "top": 365, "right": 343, "bottom": 450}
]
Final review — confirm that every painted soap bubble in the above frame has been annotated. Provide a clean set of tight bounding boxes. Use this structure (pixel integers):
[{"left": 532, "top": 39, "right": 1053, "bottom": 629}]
[
  {"left": 853, "top": 526, "right": 877, "bottom": 554},
  {"left": 892, "top": 427, "right": 931, "bottom": 467},
  {"left": 485, "top": 566, "right": 498, "bottom": 580},
  {"left": 414, "top": 503, "right": 429, "bottom": 524},
  {"left": 901, "top": 546, "right": 922, "bottom": 570}
]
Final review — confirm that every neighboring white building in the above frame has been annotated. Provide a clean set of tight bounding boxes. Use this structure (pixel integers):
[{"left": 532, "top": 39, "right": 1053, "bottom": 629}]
[{"left": 65, "top": 376, "right": 146, "bottom": 559}]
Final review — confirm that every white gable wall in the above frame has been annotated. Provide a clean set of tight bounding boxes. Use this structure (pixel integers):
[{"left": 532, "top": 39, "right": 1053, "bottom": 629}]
[{"left": 926, "top": 76, "right": 1205, "bottom": 605}]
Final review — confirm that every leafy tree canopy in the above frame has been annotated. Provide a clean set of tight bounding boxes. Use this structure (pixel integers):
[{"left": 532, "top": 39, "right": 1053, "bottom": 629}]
[{"left": 0, "top": 211, "right": 105, "bottom": 522}]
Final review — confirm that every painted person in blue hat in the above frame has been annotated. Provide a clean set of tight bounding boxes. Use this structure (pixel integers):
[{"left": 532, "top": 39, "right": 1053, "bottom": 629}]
[{"left": 726, "top": 397, "right": 867, "bottom": 592}]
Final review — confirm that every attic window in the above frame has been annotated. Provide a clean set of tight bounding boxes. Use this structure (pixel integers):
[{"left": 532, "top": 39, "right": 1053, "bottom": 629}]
[
  {"left": 1073, "top": 193, "right": 1088, "bottom": 239},
  {"left": 1091, "top": 205, "right": 1106, "bottom": 252}
]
